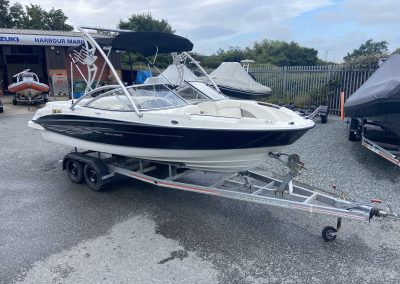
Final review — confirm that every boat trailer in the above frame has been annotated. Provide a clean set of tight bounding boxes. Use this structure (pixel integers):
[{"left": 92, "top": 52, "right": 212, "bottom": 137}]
[
  {"left": 61, "top": 150, "right": 398, "bottom": 242},
  {"left": 361, "top": 136, "right": 400, "bottom": 167},
  {"left": 348, "top": 118, "right": 400, "bottom": 167}
]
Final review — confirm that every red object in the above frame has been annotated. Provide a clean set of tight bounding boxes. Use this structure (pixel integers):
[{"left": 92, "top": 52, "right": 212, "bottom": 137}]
[
  {"left": 332, "top": 184, "right": 337, "bottom": 190},
  {"left": 340, "top": 91, "right": 345, "bottom": 121},
  {"left": 370, "top": 199, "right": 383, "bottom": 203},
  {"left": 8, "top": 82, "right": 49, "bottom": 93}
]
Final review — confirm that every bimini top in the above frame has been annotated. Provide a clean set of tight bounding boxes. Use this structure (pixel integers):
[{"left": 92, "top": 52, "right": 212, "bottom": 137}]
[
  {"left": 345, "top": 54, "right": 400, "bottom": 117},
  {"left": 96, "top": 32, "right": 193, "bottom": 57}
]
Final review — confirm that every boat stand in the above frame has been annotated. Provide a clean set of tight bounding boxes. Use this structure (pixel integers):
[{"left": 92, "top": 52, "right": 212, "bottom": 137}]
[{"left": 62, "top": 150, "right": 398, "bottom": 242}]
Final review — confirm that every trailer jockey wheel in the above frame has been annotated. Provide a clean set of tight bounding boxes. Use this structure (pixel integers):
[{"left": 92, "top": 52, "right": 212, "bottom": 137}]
[
  {"left": 83, "top": 164, "right": 104, "bottom": 191},
  {"left": 322, "top": 226, "right": 337, "bottom": 242},
  {"left": 65, "top": 159, "right": 84, "bottom": 183}
]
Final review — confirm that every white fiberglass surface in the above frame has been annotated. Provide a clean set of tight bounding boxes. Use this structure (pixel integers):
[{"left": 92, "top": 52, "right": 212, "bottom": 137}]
[
  {"left": 85, "top": 84, "right": 188, "bottom": 111},
  {"left": 20, "top": 73, "right": 38, "bottom": 82},
  {"left": 186, "top": 81, "right": 226, "bottom": 101}
]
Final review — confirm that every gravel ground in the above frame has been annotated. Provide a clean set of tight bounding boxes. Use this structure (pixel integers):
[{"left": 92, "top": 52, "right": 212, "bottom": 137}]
[
  {"left": 1, "top": 112, "right": 400, "bottom": 283},
  {"left": 262, "top": 116, "right": 400, "bottom": 209}
]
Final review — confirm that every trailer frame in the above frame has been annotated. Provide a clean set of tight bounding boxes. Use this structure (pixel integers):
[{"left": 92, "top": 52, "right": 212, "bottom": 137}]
[{"left": 61, "top": 150, "right": 398, "bottom": 242}]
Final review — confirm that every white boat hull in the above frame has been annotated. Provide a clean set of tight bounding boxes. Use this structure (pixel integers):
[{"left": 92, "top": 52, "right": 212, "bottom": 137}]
[{"left": 42, "top": 131, "right": 279, "bottom": 172}]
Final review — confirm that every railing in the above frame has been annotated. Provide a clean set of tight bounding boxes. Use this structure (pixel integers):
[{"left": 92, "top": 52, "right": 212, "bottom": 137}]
[{"left": 249, "top": 65, "right": 378, "bottom": 114}]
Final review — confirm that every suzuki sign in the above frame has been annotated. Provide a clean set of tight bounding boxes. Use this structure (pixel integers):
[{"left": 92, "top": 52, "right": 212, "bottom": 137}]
[{"left": 0, "top": 33, "right": 85, "bottom": 46}]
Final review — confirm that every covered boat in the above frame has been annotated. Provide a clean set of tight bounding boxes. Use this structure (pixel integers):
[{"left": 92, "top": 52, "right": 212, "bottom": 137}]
[
  {"left": 208, "top": 62, "right": 272, "bottom": 99},
  {"left": 344, "top": 54, "right": 400, "bottom": 137},
  {"left": 144, "top": 63, "right": 198, "bottom": 86}
]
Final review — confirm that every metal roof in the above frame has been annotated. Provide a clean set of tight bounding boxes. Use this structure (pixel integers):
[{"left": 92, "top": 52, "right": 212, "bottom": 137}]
[{"left": 0, "top": 28, "right": 108, "bottom": 38}]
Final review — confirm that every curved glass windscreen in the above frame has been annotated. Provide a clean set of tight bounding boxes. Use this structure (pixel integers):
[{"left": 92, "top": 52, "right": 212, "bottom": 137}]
[
  {"left": 86, "top": 84, "right": 188, "bottom": 111},
  {"left": 185, "top": 81, "right": 226, "bottom": 101},
  {"left": 128, "top": 84, "right": 187, "bottom": 110}
]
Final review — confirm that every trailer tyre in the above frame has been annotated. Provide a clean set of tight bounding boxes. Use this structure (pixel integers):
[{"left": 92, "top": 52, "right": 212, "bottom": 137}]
[
  {"left": 12, "top": 98, "right": 17, "bottom": 105},
  {"left": 320, "top": 115, "right": 327, "bottom": 124},
  {"left": 65, "top": 159, "right": 84, "bottom": 183},
  {"left": 322, "top": 226, "right": 337, "bottom": 242},
  {"left": 83, "top": 164, "right": 104, "bottom": 191},
  {"left": 348, "top": 130, "right": 358, "bottom": 141}
]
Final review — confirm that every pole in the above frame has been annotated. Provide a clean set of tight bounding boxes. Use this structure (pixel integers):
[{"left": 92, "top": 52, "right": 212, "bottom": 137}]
[
  {"left": 70, "top": 61, "right": 74, "bottom": 102},
  {"left": 340, "top": 91, "right": 345, "bottom": 121}
]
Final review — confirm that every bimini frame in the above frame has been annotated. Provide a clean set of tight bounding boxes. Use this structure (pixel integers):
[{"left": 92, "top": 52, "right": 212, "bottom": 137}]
[
  {"left": 69, "top": 26, "right": 224, "bottom": 117},
  {"left": 71, "top": 26, "right": 141, "bottom": 116}
]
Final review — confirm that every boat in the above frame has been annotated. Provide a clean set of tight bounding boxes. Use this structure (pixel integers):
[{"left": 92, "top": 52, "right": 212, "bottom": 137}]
[
  {"left": 207, "top": 61, "right": 272, "bottom": 100},
  {"left": 8, "top": 69, "right": 49, "bottom": 105},
  {"left": 28, "top": 27, "right": 314, "bottom": 173},
  {"left": 345, "top": 54, "right": 400, "bottom": 138},
  {"left": 144, "top": 62, "right": 198, "bottom": 86}
]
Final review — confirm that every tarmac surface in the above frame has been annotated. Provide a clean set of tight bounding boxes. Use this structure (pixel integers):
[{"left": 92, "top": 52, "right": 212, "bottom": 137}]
[{"left": 1, "top": 106, "right": 400, "bottom": 283}]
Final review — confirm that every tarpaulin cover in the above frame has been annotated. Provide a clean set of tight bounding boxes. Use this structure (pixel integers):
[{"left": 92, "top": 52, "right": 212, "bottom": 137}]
[
  {"left": 144, "top": 64, "right": 198, "bottom": 85},
  {"left": 344, "top": 54, "right": 400, "bottom": 117},
  {"left": 209, "top": 62, "right": 272, "bottom": 95},
  {"left": 135, "top": 70, "right": 152, "bottom": 84}
]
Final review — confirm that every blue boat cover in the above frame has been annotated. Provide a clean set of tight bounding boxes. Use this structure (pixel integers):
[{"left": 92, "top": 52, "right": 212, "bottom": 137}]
[{"left": 135, "top": 70, "right": 152, "bottom": 84}]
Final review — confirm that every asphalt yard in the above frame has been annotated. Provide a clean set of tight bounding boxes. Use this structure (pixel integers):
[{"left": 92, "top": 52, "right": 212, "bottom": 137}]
[{"left": 1, "top": 108, "right": 399, "bottom": 283}]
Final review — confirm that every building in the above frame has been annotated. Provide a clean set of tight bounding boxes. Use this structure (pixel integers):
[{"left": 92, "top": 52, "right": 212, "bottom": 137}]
[{"left": 0, "top": 28, "right": 122, "bottom": 96}]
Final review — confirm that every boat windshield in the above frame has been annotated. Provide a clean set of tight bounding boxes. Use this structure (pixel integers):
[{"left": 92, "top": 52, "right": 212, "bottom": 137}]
[
  {"left": 176, "top": 81, "right": 226, "bottom": 103},
  {"left": 21, "top": 73, "right": 37, "bottom": 81},
  {"left": 84, "top": 84, "right": 188, "bottom": 111}
]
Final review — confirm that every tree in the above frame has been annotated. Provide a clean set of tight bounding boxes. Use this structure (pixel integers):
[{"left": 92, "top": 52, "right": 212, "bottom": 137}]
[
  {"left": 249, "top": 40, "right": 319, "bottom": 66},
  {"left": 46, "top": 8, "right": 73, "bottom": 31},
  {"left": 25, "top": 4, "right": 47, "bottom": 29},
  {"left": 392, "top": 48, "right": 400, "bottom": 54},
  {"left": 9, "top": 2, "right": 26, "bottom": 28},
  {"left": 118, "top": 13, "right": 175, "bottom": 69},
  {"left": 344, "top": 39, "right": 389, "bottom": 62},
  {"left": 0, "top": 2, "right": 72, "bottom": 30},
  {"left": 201, "top": 39, "right": 319, "bottom": 68},
  {"left": 118, "top": 12, "right": 175, "bottom": 33},
  {"left": 0, "top": 0, "right": 12, "bottom": 28}
]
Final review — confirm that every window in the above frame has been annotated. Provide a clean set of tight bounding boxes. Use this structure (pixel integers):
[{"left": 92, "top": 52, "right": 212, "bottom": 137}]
[{"left": 87, "top": 93, "right": 134, "bottom": 111}]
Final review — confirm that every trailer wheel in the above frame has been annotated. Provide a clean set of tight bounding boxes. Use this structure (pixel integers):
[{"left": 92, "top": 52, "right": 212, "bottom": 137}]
[
  {"left": 12, "top": 97, "right": 17, "bottom": 105},
  {"left": 83, "top": 164, "right": 104, "bottom": 191},
  {"left": 65, "top": 159, "right": 84, "bottom": 183},
  {"left": 348, "top": 130, "right": 358, "bottom": 141},
  {"left": 322, "top": 226, "right": 337, "bottom": 242},
  {"left": 320, "top": 115, "right": 327, "bottom": 124}
]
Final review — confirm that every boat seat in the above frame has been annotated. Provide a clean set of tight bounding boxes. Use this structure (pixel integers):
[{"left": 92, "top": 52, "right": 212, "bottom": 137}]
[
  {"left": 173, "top": 104, "right": 201, "bottom": 115},
  {"left": 197, "top": 101, "right": 242, "bottom": 118},
  {"left": 213, "top": 100, "right": 241, "bottom": 118}
]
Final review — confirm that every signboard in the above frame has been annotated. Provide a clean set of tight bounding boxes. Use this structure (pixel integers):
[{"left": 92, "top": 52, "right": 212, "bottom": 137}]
[
  {"left": 51, "top": 75, "right": 69, "bottom": 95},
  {"left": 0, "top": 33, "right": 85, "bottom": 47}
]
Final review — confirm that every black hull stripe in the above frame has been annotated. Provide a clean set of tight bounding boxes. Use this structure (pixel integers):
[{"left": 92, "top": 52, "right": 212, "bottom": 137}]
[
  {"left": 35, "top": 114, "right": 311, "bottom": 150},
  {"left": 218, "top": 85, "right": 271, "bottom": 99}
]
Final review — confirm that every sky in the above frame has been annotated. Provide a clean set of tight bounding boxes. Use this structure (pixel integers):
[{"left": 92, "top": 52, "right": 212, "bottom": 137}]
[{"left": 14, "top": 0, "right": 400, "bottom": 62}]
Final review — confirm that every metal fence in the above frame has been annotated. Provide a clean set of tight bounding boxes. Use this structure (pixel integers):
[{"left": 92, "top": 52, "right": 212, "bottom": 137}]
[{"left": 249, "top": 65, "right": 378, "bottom": 114}]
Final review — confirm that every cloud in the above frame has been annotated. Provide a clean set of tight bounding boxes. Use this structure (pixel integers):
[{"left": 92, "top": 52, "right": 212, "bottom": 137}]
[
  {"left": 13, "top": 0, "right": 333, "bottom": 54},
  {"left": 345, "top": 0, "right": 400, "bottom": 25}
]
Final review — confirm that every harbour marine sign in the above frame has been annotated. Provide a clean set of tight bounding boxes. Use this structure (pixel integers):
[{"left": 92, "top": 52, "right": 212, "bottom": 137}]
[{"left": 0, "top": 33, "right": 85, "bottom": 46}]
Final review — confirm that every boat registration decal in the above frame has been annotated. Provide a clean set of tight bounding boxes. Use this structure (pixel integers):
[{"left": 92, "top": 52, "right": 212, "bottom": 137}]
[{"left": 52, "top": 109, "right": 62, "bottom": 113}]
